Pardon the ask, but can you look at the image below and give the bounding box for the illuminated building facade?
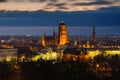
[41,31,58,47]
[61,47,87,61]
[32,48,60,61]
[41,34,46,47]
[0,49,17,62]
[58,22,68,45]
[41,22,68,47]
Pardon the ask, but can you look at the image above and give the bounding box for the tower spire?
[93,26,96,34]
[53,30,56,36]
[92,26,96,48]
[61,20,64,23]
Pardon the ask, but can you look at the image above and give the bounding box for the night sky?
[0,0,119,35]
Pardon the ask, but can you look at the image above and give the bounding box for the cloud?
[0,0,7,2]
[0,0,119,11]
[54,3,66,7]
[73,0,113,6]
[47,3,66,7]
[98,6,120,11]
[30,0,46,2]
[51,0,57,1]
[57,6,68,10]
[7,0,57,2]
[29,0,58,2]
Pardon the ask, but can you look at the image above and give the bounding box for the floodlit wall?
[0,49,17,62]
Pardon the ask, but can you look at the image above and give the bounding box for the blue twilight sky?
[0,0,120,35]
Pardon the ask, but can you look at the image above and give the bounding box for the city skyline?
[0,26,119,36]
[0,1,120,80]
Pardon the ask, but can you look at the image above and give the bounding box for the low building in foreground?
[0,49,17,62]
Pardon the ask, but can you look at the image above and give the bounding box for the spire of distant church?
[53,30,56,37]
[92,26,96,48]
[93,26,96,34]
[44,32,46,36]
